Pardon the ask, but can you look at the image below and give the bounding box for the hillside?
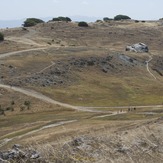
[0,20,163,162]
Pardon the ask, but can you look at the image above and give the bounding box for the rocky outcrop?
[126,43,149,53]
[0,144,45,163]
[2,54,144,87]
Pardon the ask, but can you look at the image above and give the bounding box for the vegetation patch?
[23,18,44,27]
[0,32,4,41]
[78,21,89,27]
[114,14,131,20]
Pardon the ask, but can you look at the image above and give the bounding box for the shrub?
[24,101,31,110]
[78,21,88,27]
[0,32,4,41]
[103,17,113,22]
[114,15,131,21]
[135,20,139,23]
[52,16,71,22]
[52,18,61,21]
[23,18,44,27]
[96,20,102,23]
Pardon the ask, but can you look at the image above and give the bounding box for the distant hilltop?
[0,16,101,29]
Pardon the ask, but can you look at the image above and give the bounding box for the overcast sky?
[0,0,162,20]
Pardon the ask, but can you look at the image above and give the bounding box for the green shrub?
[52,18,61,21]
[78,21,88,27]
[23,18,44,27]
[52,16,71,22]
[114,15,131,21]
[103,17,113,21]
[0,32,4,41]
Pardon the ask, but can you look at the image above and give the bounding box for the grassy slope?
[37,70,163,107]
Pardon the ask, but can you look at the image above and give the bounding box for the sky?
[0,0,163,20]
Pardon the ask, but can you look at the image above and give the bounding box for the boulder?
[126,43,149,53]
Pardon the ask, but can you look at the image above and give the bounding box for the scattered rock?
[126,43,149,53]
[0,144,41,162]
[2,54,144,87]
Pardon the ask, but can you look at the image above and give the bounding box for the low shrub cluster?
[114,14,131,20]
[103,17,113,21]
[52,16,71,22]
[0,32,4,41]
[23,18,44,27]
[78,21,89,27]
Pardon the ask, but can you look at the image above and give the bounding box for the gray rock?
[0,158,10,163]
[12,144,21,149]
[30,151,40,159]
[126,43,149,53]
[102,67,108,73]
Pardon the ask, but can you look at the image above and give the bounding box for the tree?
[114,15,131,21]
[103,17,113,22]
[0,32,4,41]
[78,21,89,27]
[52,16,71,22]
[23,18,44,27]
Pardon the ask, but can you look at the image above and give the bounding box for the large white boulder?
[126,43,149,53]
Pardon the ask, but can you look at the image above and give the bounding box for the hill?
[0,20,163,162]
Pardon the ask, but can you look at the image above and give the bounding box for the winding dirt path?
[146,54,157,80]
[0,84,103,112]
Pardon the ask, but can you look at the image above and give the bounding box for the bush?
[0,32,4,41]
[135,20,139,23]
[52,16,71,22]
[23,18,44,27]
[52,18,61,21]
[114,15,131,21]
[96,20,102,23]
[78,21,88,27]
[103,17,113,22]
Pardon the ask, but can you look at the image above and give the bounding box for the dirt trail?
[80,105,163,109]
[0,84,102,113]
[5,28,44,47]
[94,111,127,118]
[6,37,43,47]
[38,61,56,73]
[146,54,157,80]
[0,83,163,112]
[0,47,47,59]
[0,120,77,148]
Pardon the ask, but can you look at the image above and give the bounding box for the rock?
[0,158,10,163]
[102,67,108,73]
[12,144,21,149]
[30,151,40,159]
[72,138,84,146]
[126,43,149,53]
